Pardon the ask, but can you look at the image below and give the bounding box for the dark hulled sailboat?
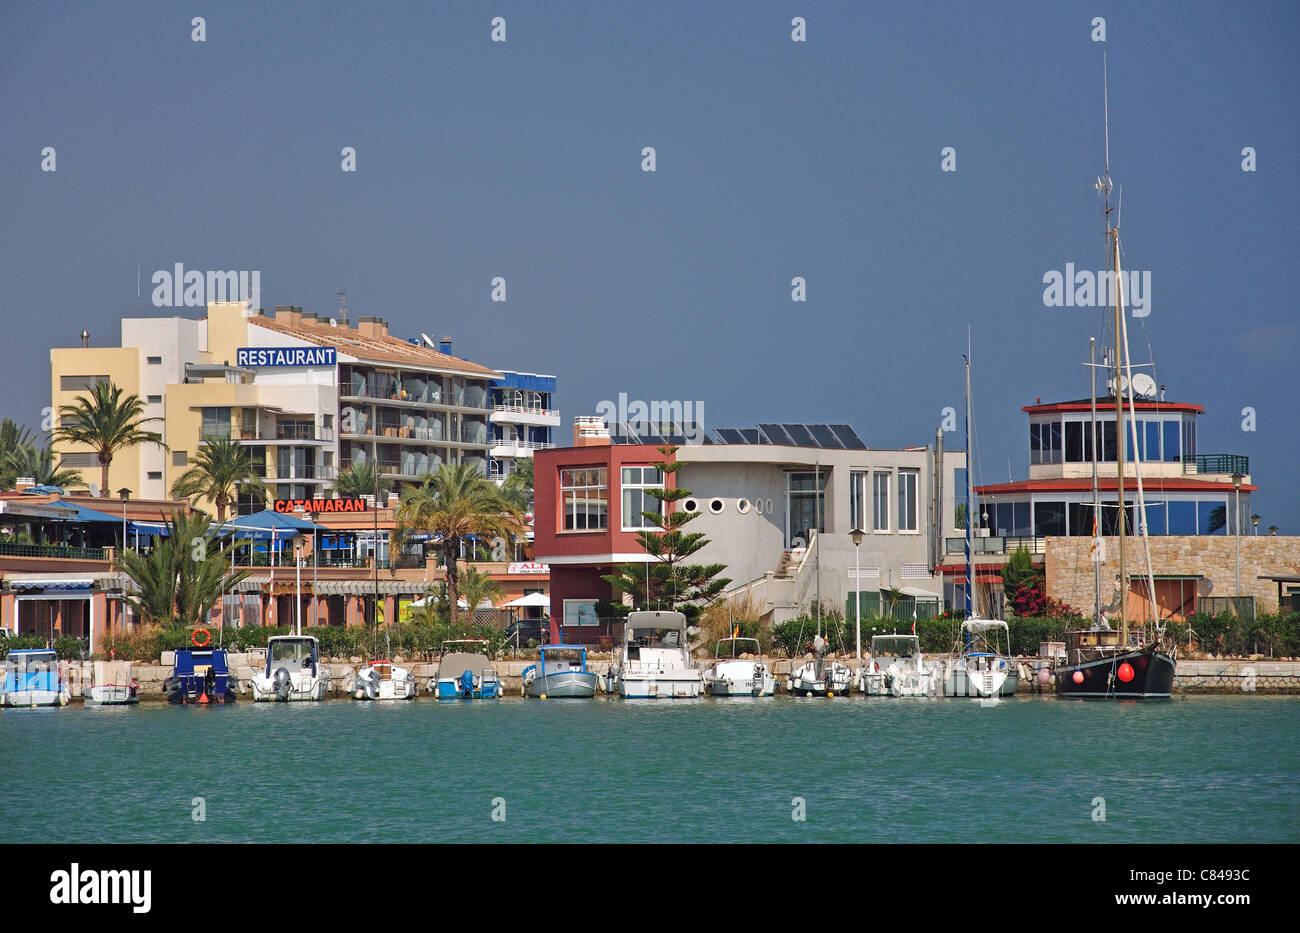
[1055,62,1176,699]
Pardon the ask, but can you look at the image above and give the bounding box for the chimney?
[300,311,318,325]
[386,492,400,509]
[439,335,452,355]
[14,476,37,491]
[573,416,610,447]
[275,305,303,326]
[357,316,389,338]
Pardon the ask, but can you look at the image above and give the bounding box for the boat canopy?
[962,619,1010,634]
[626,610,688,634]
[439,652,491,675]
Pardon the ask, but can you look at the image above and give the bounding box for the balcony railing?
[0,542,108,561]
[945,535,1046,556]
[275,424,334,442]
[1182,454,1249,477]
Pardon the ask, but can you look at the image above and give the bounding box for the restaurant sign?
[274,497,368,514]
[237,346,337,367]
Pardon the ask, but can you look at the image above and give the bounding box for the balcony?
[1182,454,1249,478]
[490,405,561,427]
[945,535,1046,556]
[490,438,555,458]
[0,542,108,561]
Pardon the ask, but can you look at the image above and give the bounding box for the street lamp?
[850,527,865,659]
[1231,473,1244,607]
[1252,514,1260,536]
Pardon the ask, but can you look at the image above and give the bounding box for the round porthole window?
[737,498,751,514]
[754,499,764,515]
[682,498,699,513]
[765,498,774,514]
[709,498,726,514]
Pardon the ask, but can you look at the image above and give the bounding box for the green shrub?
[53,635,86,660]
[0,634,48,659]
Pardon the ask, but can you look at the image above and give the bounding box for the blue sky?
[2,1,1297,527]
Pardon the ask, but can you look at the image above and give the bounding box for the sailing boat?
[1055,63,1176,698]
[943,350,1018,698]
[787,463,853,696]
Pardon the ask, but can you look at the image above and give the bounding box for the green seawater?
[2,695,1297,843]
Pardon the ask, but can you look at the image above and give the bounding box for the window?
[59,452,97,468]
[146,356,162,365]
[621,466,664,530]
[147,395,163,404]
[850,471,868,529]
[785,471,828,547]
[201,407,231,439]
[897,469,919,532]
[59,375,108,392]
[147,471,162,481]
[1033,501,1067,536]
[872,472,890,532]
[1030,421,1061,464]
[1162,420,1181,462]
[172,451,188,467]
[1168,500,1196,535]
[561,468,608,531]
[563,599,598,627]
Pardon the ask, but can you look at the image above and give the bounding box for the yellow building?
[50,302,502,517]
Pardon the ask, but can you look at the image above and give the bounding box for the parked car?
[504,618,545,647]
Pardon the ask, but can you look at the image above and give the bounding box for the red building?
[533,421,675,645]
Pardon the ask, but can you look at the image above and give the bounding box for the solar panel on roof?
[782,424,817,446]
[830,424,867,449]
[716,428,748,444]
[739,428,762,444]
[758,424,794,445]
[808,424,843,448]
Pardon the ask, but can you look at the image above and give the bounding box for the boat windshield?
[871,637,919,659]
[715,638,761,659]
[5,651,56,674]
[269,640,315,664]
[630,628,681,648]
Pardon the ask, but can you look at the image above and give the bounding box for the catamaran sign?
[237,347,337,367]
[274,497,368,514]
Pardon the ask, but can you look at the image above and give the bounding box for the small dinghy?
[702,637,775,697]
[1,649,69,707]
[787,635,853,697]
[349,659,416,701]
[522,644,598,698]
[165,647,238,704]
[858,634,937,697]
[83,660,141,705]
[249,635,329,702]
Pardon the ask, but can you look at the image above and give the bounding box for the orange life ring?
[192,628,211,647]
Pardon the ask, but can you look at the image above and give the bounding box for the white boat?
[522,644,598,698]
[609,610,702,698]
[787,635,854,697]
[943,619,1018,698]
[249,635,330,701]
[1,649,69,707]
[83,660,141,705]
[858,634,937,697]
[702,637,776,697]
[349,659,416,701]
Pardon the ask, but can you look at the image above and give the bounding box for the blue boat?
[521,644,598,698]
[431,640,502,700]
[2,649,69,707]
[164,647,238,704]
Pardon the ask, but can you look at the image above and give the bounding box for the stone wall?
[1046,535,1300,614]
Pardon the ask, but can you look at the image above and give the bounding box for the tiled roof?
[250,316,501,377]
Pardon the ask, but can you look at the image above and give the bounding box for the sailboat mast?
[1113,229,1127,642]
[963,352,973,620]
[815,459,822,637]
[1090,338,1101,627]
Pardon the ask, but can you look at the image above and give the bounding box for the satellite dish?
[421,332,437,348]
[1131,373,1157,398]
[329,318,338,327]
[88,482,101,497]
[1107,375,1128,396]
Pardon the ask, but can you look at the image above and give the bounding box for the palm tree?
[52,381,164,496]
[116,509,249,628]
[501,458,534,511]
[0,419,35,488]
[2,442,82,489]
[170,436,266,522]
[394,463,526,623]
[332,460,387,501]
[458,565,505,623]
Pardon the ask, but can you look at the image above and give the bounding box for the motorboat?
[165,646,238,704]
[249,635,330,701]
[609,611,702,698]
[349,659,416,701]
[522,644,598,698]
[858,634,937,697]
[431,640,502,699]
[1,649,69,707]
[83,660,141,705]
[787,634,853,697]
[701,637,775,697]
[943,619,1018,698]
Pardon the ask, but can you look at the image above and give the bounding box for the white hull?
[2,690,69,707]
[702,659,775,697]
[943,663,1017,698]
[250,673,328,701]
[524,670,598,698]
[860,668,938,697]
[787,660,853,696]
[618,672,702,698]
[83,685,140,705]
[349,666,416,701]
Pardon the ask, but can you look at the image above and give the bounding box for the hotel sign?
[274,498,368,514]
[237,346,337,368]
[507,562,549,574]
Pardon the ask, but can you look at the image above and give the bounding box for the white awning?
[500,592,550,608]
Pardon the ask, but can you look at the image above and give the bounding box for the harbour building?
[533,417,967,645]
[49,302,509,515]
